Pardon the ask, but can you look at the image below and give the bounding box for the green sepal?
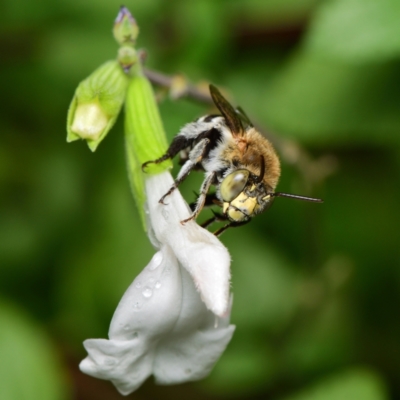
[125,67,172,229]
[67,60,129,152]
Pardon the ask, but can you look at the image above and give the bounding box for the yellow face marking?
[262,195,271,201]
[231,194,257,213]
[223,202,229,214]
[227,208,246,222]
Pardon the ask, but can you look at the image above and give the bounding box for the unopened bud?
[118,46,138,72]
[67,60,129,151]
[113,6,139,46]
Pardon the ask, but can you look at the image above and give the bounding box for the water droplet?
[161,208,169,221]
[142,287,153,298]
[149,277,155,283]
[133,332,138,338]
[155,281,161,289]
[135,281,142,289]
[133,302,142,309]
[149,252,163,270]
[123,325,130,331]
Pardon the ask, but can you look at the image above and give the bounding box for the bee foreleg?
[181,171,216,224]
[188,138,210,164]
[158,159,196,204]
[189,193,222,212]
[213,219,250,237]
[159,138,210,205]
[142,135,189,171]
[200,210,227,229]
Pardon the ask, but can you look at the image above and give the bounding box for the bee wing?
[235,106,253,128]
[209,84,244,137]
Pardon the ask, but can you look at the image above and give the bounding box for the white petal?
[80,247,182,395]
[80,338,152,395]
[153,266,235,384]
[145,172,231,316]
[108,247,181,338]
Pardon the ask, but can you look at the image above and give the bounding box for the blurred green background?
[1,0,400,399]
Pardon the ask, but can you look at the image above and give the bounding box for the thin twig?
[144,68,212,104]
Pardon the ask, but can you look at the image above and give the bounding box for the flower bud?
[118,46,138,72]
[113,6,139,46]
[67,60,129,151]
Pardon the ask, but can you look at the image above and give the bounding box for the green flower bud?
[125,67,172,229]
[113,6,139,46]
[118,46,138,72]
[67,60,129,151]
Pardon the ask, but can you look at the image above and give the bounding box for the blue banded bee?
[143,85,322,235]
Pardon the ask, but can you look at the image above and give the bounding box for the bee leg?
[160,138,210,205]
[158,159,197,204]
[142,135,189,171]
[200,210,227,229]
[181,170,216,224]
[213,220,250,237]
[189,193,222,212]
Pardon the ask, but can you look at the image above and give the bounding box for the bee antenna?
[272,192,324,203]
[255,156,265,183]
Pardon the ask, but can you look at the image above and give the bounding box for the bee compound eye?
[220,170,250,202]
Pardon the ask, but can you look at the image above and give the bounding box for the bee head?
[219,169,273,222]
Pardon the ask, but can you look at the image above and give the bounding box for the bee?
[143,85,322,235]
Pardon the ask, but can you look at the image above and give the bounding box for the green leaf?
[282,368,389,400]
[0,301,68,400]
[304,0,400,63]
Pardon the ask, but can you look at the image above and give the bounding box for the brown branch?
[143,68,212,104]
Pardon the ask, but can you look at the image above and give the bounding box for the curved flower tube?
[80,172,235,395]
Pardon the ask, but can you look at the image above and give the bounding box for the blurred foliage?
[1,0,400,399]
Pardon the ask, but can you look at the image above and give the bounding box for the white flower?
[79,171,235,395]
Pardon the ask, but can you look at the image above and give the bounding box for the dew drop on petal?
[149,252,163,271]
[155,281,161,289]
[123,325,130,331]
[135,281,142,289]
[149,277,155,283]
[133,302,142,309]
[142,287,153,298]
[133,332,138,338]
